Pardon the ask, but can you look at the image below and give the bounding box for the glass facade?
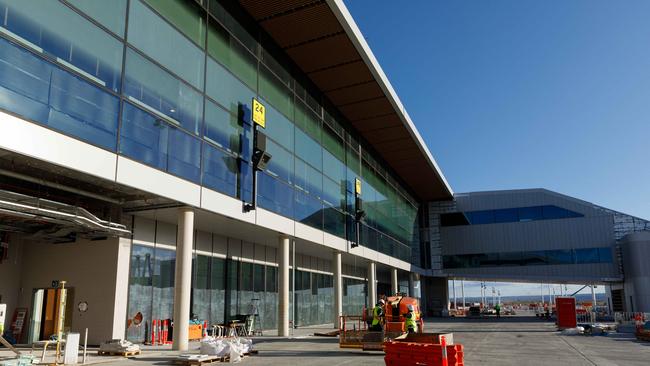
[442,247,614,269]
[440,205,584,227]
[0,0,418,261]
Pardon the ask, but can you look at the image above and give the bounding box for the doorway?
[27,287,74,344]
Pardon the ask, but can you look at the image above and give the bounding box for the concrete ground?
[2,314,649,365]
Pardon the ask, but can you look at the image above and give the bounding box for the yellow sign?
[252,98,266,128]
[355,178,362,195]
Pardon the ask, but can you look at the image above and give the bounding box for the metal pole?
[461,280,465,311]
[452,279,456,310]
[83,328,88,364]
[292,239,296,331]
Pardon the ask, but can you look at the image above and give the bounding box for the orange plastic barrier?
[384,342,464,366]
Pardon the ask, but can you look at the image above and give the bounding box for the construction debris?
[98,339,141,356]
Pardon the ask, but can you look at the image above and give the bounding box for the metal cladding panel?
[260,3,341,48]
[308,60,373,91]
[441,215,615,255]
[238,0,317,20]
[339,97,395,121]
[353,113,402,133]
[286,33,359,73]
[325,81,384,106]
[454,189,606,217]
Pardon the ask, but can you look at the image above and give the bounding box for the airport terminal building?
[0,0,648,348]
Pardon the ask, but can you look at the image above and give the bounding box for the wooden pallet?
[98,350,141,357]
[175,351,258,365]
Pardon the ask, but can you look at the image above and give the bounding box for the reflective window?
[545,250,574,265]
[294,189,323,230]
[598,247,613,263]
[207,20,257,90]
[499,251,522,266]
[468,210,494,225]
[142,0,205,47]
[294,158,322,198]
[0,0,123,91]
[0,38,119,150]
[522,251,547,265]
[66,0,127,37]
[119,102,201,183]
[295,128,322,173]
[518,206,544,221]
[264,139,293,184]
[323,206,345,238]
[128,0,204,89]
[263,104,294,150]
[202,143,238,197]
[124,48,202,135]
[259,66,293,119]
[494,208,518,223]
[204,100,242,154]
[257,173,294,218]
[575,248,599,264]
[206,58,256,116]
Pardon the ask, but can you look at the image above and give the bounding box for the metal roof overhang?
[237,0,453,201]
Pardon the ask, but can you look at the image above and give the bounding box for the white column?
[112,237,131,340]
[367,262,377,308]
[278,235,290,337]
[333,251,343,328]
[391,268,399,295]
[172,207,194,351]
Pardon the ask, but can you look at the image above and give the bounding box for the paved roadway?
[4,315,649,365]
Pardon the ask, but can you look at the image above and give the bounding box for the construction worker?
[495,303,501,318]
[404,304,418,333]
[371,299,385,331]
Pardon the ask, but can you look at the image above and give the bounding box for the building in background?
[0,0,451,346]
[419,189,650,314]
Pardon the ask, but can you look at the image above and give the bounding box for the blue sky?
[448,281,604,299]
[345,0,650,220]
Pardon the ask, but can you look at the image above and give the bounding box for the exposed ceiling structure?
[237,0,453,201]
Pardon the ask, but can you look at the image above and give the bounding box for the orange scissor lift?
[339,294,425,351]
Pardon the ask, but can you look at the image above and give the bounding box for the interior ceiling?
[237,0,452,201]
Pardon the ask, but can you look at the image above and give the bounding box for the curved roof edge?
[326,0,453,200]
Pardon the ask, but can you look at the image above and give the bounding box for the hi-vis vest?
[405,312,418,332]
[372,306,383,326]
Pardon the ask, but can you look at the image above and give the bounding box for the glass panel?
[598,247,613,263]
[264,139,293,183]
[294,189,323,229]
[202,143,238,197]
[295,128,322,173]
[265,266,278,330]
[206,58,256,116]
[167,127,201,183]
[66,0,127,37]
[259,66,293,119]
[120,102,170,171]
[575,248,599,264]
[124,48,203,135]
[257,173,294,218]
[322,175,344,210]
[152,247,175,324]
[467,210,494,225]
[0,38,119,150]
[126,245,153,342]
[323,206,345,238]
[499,251,522,266]
[207,20,257,90]
[128,0,204,89]
[0,0,123,91]
[192,255,210,323]
[142,0,205,47]
[294,158,322,198]
[522,251,547,266]
[209,257,226,325]
[518,206,543,221]
[494,208,518,223]
[263,104,294,150]
[204,99,242,154]
[546,249,574,265]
